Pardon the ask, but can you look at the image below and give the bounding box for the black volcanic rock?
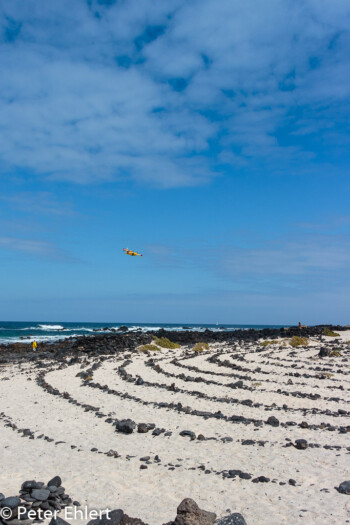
[266,416,279,427]
[48,476,62,488]
[172,498,216,525]
[115,419,136,434]
[31,488,50,501]
[179,430,196,440]
[318,347,330,358]
[21,480,43,490]
[336,481,350,495]
[137,423,155,433]
[295,439,308,450]
[216,514,247,525]
[0,496,20,508]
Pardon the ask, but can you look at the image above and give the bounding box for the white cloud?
[0,0,350,186]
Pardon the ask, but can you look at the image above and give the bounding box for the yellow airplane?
[123,248,143,257]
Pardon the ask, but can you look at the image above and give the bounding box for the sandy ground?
[1,332,350,524]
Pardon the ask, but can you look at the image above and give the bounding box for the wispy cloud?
[0,192,75,216]
[0,1,350,187]
[0,236,79,262]
[146,230,350,294]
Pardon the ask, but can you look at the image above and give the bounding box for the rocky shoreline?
[1,325,349,362]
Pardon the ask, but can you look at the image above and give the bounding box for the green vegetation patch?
[329,350,341,357]
[153,337,180,349]
[323,328,340,337]
[289,336,309,347]
[193,342,209,352]
[139,344,161,352]
[260,340,279,347]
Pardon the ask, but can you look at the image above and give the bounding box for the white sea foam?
[0,333,81,344]
[38,324,66,330]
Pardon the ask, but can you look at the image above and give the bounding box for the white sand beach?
[0,332,350,525]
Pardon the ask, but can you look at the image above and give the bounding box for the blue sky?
[1,0,350,324]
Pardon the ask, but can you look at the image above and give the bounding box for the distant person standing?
[32,340,37,352]
[298,322,302,330]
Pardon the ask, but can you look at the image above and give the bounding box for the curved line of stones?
[0,410,113,457]
[257,353,349,370]
[228,350,350,383]
[36,361,256,448]
[32,364,306,485]
[170,352,348,394]
[147,356,350,415]
[225,352,350,384]
[205,343,347,378]
[255,354,350,381]
[123,355,349,421]
[207,354,350,400]
[221,343,347,371]
[99,358,350,447]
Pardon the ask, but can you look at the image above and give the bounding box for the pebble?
[337,481,350,495]
[295,439,308,450]
[115,419,136,434]
[179,430,196,440]
[216,514,247,525]
[266,416,280,427]
[0,496,21,508]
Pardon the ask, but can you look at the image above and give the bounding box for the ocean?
[0,321,288,345]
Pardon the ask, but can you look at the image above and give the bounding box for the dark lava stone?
[337,480,350,495]
[152,428,163,436]
[47,476,62,488]
[295,439,308,450]
[115,419,136,434]
[252,476,270,483]
[216,513,247,525]
[179,430,196,440]
[1,496,20,508]
[239,473,252,480]
[21,480,43,491]
[31,489,50,501]
[318,347,330,358]
[266,416,280,427]
[137,423,150,433]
